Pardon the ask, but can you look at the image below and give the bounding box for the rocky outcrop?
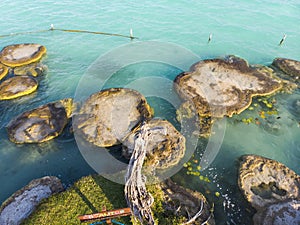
[0,176,64,225]
[253,199,300,225]
[74,88,153,147]
[174,55,282,118]
[0,43,47,67]
[13,62,47,77]
[238,154,300,224]
[122,118,185,169]
[272,58,300,86]
[0,63,8,81]
[0,76,38,100]
[7,98,73,143]
[161,179,215,225]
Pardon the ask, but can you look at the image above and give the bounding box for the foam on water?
[0,0,300,224]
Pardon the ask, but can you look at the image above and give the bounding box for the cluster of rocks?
[175,56,299,137]
[0,176,63,225]
[238,154,300,225]
[0,43,47,100]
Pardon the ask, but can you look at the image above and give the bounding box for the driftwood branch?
[124,122,156,225]
[181,200,204,225]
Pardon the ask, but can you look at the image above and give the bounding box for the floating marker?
[279,34,287,46]
[208,33,212,44]
[130,28,133,39]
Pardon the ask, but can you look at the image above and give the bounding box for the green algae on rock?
[0,64,8,81]
[0,176,63,225]
[0,76,38,100]
[74,88,153,147]
[174,55,283,118]
[7,98,73,144]
[0,43,47,67]
[122,119,185,169]
[238,154,300,210]
[272,58,300,87]
[13,62,47,77]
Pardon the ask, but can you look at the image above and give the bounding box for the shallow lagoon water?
[0,0,300,224]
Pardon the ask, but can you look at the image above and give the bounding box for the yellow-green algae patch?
[0,76,38,100]
[174,55,283,118]
[0,64,8,81]
[0,43,46,67]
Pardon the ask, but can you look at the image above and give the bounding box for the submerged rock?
[122,119,185,169]
[74,88,153,147]
[253,199,300,225]
[160,179,215,225]
[238,154,300,210]
[0,76,38,100]
[272,58,300,86]
[0,43,46,67]
[174,55,282,118]
[0,176,64,225]
[13,62,47,77]
[0,63,8,81]
[7,98,73,143]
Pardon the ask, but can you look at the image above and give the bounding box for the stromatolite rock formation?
[13,62,47,77]
[253,199,300,225]
[7,98,73,143]
[0,176,64,225]
[0,43,46,67]
[161,179,215,225]
[272,58,300,87]
[74,88,153,147]
[0,76,38,100]
[238,154,300,224]
[122,118,185,169]
[174,55,282,118]
[0,64,8,81]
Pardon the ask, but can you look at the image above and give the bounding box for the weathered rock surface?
[238,154,300,210]
[161,179,215,225]
[0,76,38,100]
[74,88,153,147]
[175,55,282,118]
[272,58,300,86]
[0,63,8,81]
[253,199,300,225]
[13,62,47,77]
[7,98,73,143]
[0,43,46,67]
[122,119,185,169]
[0,176,64,225]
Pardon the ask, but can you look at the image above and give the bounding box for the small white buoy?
[279,34,287,46]
[208,33,212,44]
[50,24,54,30]
[130,28,133,39]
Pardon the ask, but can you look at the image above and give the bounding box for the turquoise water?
[1,0,300,224]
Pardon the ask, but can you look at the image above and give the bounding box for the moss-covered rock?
[0,76,38,100]
[7,98,73,143]
[0,176,63,225]
[74,88,153,147]
[0,43,46,67]
[174,55,282,118]
[0,63,8,81]
[122,119,185,169]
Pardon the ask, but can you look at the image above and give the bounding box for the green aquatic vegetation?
[183,156,211,183]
